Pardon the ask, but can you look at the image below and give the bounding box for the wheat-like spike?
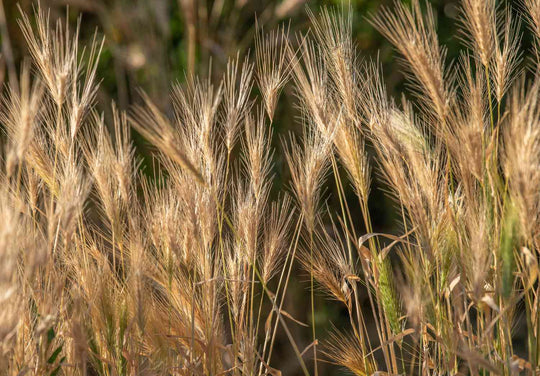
[130,92,205,184]
[370,0,450,121]
[298,222,355,305]
[261,195,294,283]
[1,61,43,175]
[460,0,496,67]
[283,125,333,232]
[18,6,78,107]
[308,7,360,125]
[491,8,523,103]
[292,36,330,137]
[68,32,104,140]
[503,80,540,243]
[222,54,254,152]
[255,21,294,121]
[524,0,540,68]
[323,329,376,376]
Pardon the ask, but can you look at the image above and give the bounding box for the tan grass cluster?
[0,1,540,375]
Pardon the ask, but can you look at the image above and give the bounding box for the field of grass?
[0,0,539,375]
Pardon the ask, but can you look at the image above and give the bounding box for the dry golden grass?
[0,1,540,375]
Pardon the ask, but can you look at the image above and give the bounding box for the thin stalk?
[309,227,318,376]
[266,213,303,365]
[214,193,309,375]
[329,154,371,362]
[249,242,257,346]
[254,264,311,376]
[330,154,354,265]
[485,64,494,132]
[50,101,63,253]
[216,151,239,374]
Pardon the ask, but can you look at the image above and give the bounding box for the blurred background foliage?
[1,0,466,374]
[1,0,463,124]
